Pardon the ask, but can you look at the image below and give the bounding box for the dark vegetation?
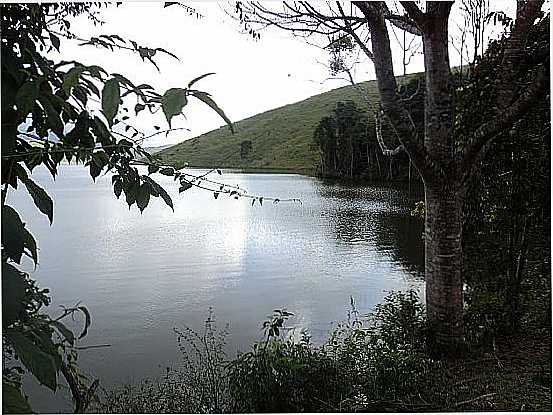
[100,292,551,413]
[312,76,423,182]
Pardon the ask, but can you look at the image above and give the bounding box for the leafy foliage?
[227,293,431,413]
[459,13,550,339]
[100,310,231,414]
[100,292,435,413]
[1,3,233,412]
[99,290,551,413]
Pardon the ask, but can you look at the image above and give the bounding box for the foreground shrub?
[100,291,437,413]
[227,292,433,412]
[100,309,230,413]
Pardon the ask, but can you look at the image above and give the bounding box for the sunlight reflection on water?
[12,165,425,412]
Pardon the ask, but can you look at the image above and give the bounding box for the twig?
[453,392,497,408]
[452,375,484,387]
[75,344,111,350]
[492,337,504,369]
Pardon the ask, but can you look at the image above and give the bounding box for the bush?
[100,309,230,413]
[228,291,432,412]
[101,291,435,413]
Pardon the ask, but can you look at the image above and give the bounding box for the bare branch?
[336,2,374,60]
[375,110,405,156]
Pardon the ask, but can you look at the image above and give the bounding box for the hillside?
[157,73,420,173]
[143,144,173,154]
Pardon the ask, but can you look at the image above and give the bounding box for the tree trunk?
[506,214,530,333]
[425,184,465,354]
[352,0,544,355]
[366,143,371,180]
[375,147,382,179]
[350,139,354,178]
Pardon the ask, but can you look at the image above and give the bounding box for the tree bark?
[351,0,543,355]
[425,184,465,353]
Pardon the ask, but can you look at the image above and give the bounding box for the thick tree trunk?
[352,0,544,355]
[425,184,465,353]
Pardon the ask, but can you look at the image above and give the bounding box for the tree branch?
[354,1,434,181]
[375,111,405,156]
[460,65,547,181]
[461,1,546,175]
[399,1,425,28]
[336,1,374,60]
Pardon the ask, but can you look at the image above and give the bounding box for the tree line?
[312,75,424,183]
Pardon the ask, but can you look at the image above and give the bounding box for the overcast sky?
[53,1,515,147]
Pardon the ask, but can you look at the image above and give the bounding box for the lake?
[11,165,425,412]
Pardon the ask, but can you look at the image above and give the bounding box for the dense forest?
[312,76,424,183]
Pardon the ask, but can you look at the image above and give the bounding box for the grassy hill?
[143,144,173,154]
[157,73,420,173]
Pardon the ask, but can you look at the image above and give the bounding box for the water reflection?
[12,166,425,412]
[315,181,425,278]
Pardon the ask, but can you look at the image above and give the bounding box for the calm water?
[11,165,424,412]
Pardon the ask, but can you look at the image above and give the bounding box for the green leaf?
[92,151,109,168]
[113,179,123,198]
[50,321,75,345]
[135,183,150,212]
[62,66,84,95]
[191,91,234,133]
[49,33,60,51]
[156,47,179,60]
[2,206,26,264]
[15,80,39,116]
[7,331,58,391]
[93,115,113,146]
[77,306,91,339]
[2,262,27,327]
[179,182,192,193]
[125,185,136,207]
[38,96,63,136]
[102,78,120,126]
[3,381,33,414]
[21,176,53,224]
[156,184,173,211]
[89,162,102,181]
[134,103,145,115]
[22,227,38,265]
[161,88,187,127]
[143,176,173,211]
[159,167,174,176]
[188,72,215,88]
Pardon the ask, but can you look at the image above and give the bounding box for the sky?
[52,1,516,148]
